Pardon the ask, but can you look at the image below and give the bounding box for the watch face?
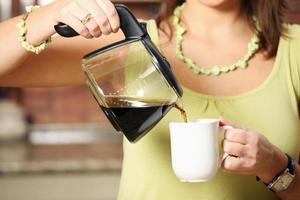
[273,174,294,192]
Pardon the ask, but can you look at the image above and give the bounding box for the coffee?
[99,96,176,142]
[175,103,188,123]
[94,95,188,142]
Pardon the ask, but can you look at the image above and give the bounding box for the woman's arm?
[0,0,123,87]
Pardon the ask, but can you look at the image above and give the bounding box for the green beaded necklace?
[173,3,261,76]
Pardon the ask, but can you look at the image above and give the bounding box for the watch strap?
[287,154,295,175]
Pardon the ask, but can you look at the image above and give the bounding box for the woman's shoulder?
[137,18,160,45]
[280,23,300,100]
[282,23,300,41]
[145,19,159,37]
[137,18,158,34]
[280,23,300,59]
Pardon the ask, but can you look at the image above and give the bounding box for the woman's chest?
[156,33,300,158]
[159,34,275,97]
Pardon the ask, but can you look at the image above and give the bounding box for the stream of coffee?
[175,103,188,123]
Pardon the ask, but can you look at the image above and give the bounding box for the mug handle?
[218,125,235,168]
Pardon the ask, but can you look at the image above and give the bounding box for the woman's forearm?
[0,3,56,76]
[0,0,122,87]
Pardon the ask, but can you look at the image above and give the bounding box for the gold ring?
[81,13,92,25]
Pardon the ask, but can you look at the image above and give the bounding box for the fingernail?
[218,117,226,126]
[81,29,91,38]
[113,27,119,33]
[86,33,93,39]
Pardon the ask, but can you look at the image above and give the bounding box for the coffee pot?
[54,4,183,142]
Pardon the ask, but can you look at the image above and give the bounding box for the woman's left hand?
[220,118,288,183]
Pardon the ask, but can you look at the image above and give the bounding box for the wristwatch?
[267,154,296,193]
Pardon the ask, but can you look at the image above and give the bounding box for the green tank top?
[118,20,300,200]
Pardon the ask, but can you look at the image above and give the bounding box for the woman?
[0,0,299,199]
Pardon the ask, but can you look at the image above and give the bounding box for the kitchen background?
[0,0,299,200]
[0,1,159,200]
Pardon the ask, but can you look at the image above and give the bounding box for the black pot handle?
[54,4,145,39]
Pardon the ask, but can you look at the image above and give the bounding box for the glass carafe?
[55,4,183,142]
[82,38,182,142]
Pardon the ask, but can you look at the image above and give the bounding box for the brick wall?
[22,87,104,123]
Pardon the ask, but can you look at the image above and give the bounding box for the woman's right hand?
[51,0,120,39]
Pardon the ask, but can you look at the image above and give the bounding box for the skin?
[0,0,299,198]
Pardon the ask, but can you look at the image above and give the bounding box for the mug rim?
[169,118,219,125]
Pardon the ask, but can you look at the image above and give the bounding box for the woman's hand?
[51,0,120,38]
[220,118,288,183]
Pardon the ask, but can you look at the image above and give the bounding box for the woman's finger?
[82,15,102,37]
[55,7,91,38]
[222,156,249,173]
[224,128,248,144]
[219,117,243,129]
[78,0,112,35]
[222,139,248,157]
[97,0,120,33]
[67,2,101,37]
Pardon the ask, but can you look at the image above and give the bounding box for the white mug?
[169,119,232,182]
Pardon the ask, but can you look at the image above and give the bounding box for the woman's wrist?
[24,3,57,46]
[256,146,288,184]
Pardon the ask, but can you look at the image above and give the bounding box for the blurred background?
[0,0,299,200]
[0,1,159,200]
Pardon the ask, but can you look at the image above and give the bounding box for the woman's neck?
[181,0,250,37]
